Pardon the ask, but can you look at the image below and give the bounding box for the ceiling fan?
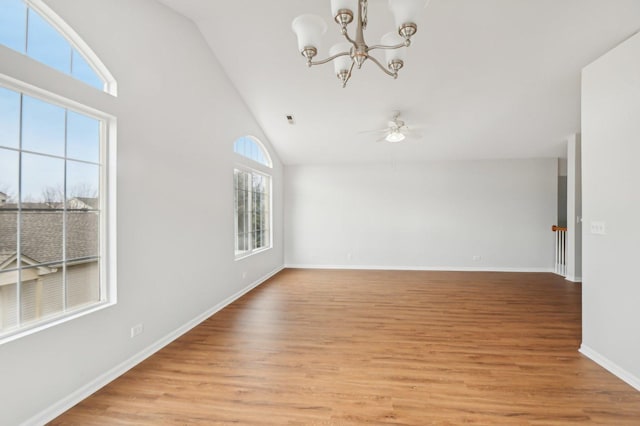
[361,112,422,143]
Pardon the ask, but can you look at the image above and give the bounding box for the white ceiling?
[157,0,640,165]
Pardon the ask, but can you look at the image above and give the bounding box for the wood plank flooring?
[50,269,640,425]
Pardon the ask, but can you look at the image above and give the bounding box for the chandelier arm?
[341,30,359,48]
[368,55,397,78]
[308,51,352,66]
[368,42,409,52]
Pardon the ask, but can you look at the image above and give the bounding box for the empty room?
[1,0,640,424]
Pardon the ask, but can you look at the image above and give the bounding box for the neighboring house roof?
[70,197,99,210]
[0,250,14,268]
[0,251,57,275]
[0,204,98,269]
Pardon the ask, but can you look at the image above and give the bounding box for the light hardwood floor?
[50,269,640,425]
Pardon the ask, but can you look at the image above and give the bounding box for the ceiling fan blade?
[358,128,389,135]
[375,135,389,142]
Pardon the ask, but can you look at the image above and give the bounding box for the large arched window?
[0,0,116,94]
[233,136,272,258]
[0,0,116,344]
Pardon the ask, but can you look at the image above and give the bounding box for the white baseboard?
[565,275,582,282]
[24,265,285,426]
[579,344,640,392]
[284,264,554,273]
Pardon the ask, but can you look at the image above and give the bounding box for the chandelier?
[292,0,428,88]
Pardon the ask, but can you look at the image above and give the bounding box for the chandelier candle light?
[292,0,428,88]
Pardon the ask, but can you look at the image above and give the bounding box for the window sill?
[234,246,272,261]
[0,299,116,346]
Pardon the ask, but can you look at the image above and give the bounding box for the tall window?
[0,1,115,343]
[234,136,272,258]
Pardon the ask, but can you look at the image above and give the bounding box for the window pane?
[252,173,259,192]
[233,136,270,167]
[71,49,104,90]
[21,211,63,265]
[21,154,64,265]
[0,0,27,53]
[236,190,245,233]
[264,229,270,248]
[20,267,63,324]
[26,9,72,74]
[237,170,245,190]
[250,141,257,162]
[0,276,18,331]
[22,96,65,156]
[0,88,21,149]
[21,153,64,205]
[0,210,17,269]
[0,148,19,208]
[67,161,99,208]
[66,211,99,260]
[0,149,18,271]
[38,269,64,317]
[66,161,99,261]
[242,232,249,252]
[66,259,99,309]
[67,111,100,163]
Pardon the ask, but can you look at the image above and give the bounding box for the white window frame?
[0,2,116,346]
[234,139,273,260]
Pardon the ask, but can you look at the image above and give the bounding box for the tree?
[41,185,64,208]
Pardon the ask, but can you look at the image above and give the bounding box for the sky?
[0,0,103,204]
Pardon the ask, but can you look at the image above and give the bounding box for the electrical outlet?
[130,323,144,338]
[472,255,482,261]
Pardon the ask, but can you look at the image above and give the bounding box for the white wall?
[0,1,284,424]
[285,159,557,271]
[581,32,640,390]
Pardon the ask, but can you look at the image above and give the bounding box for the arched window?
[233,135,272,168]
[0,0,116,94]
[233,136,272,258]
[0,0,116,343]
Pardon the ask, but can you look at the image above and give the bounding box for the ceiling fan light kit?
[385,113,408,142]
[385,131,406,143]
[292,0,428,88]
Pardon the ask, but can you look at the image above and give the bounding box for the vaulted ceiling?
[157,0,640,165]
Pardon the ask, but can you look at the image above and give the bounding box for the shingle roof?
[0,205,98,267]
